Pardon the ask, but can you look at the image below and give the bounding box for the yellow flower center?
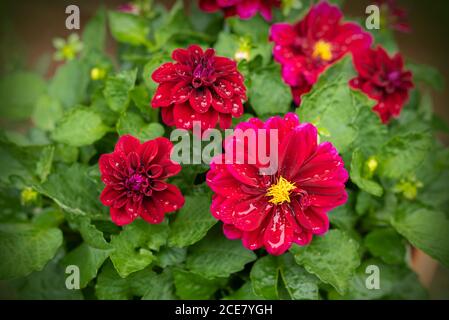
[62,45,76,60]
[90,67,106,81]
[366,157,378,173]
[266,176,297,205]
[312,40,332,61]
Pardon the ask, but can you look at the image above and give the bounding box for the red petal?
[263,206,294,255]
[152,62,177,83]
[292,200,329,235]
[219,113,232,129]
[279,123,318,180]
[100,186,122,207]
[173,103,218,130]
[213,79,234,99]
[223,224,242,240]
[269,23,296,46]
[138,140,158,167]
[152,83,175,108]
[161,106,175,126]
[233,197,272,232]
[171,82,192,104]
[189,88,212,113]
[155,184,185,212]
[110,206,136,226]
[114,135,140,155]
[140,198,165,224]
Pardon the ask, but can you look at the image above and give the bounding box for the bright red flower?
[350,46,413,123]
[99,135,185,226]
[151,45,247,131]
[269,1,372,105]
[199,0,281,21]
[206,113,348,255]
[376,0,411,33]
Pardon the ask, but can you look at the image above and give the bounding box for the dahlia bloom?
[206,113,348,255]
[269,1,372,104]
[350,46,413,123]
[151,45,247,131]
[376,0,411,33]
[99,135,184,226]
[199,0,281,21]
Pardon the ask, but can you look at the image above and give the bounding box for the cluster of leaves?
[0,0,448,300]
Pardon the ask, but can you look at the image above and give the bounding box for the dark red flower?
[151,45,247,131]
[206,113,348,255]
[199,0,281,21]
[99,135,185,226]
[350,46,413,123]
[376,0,411,33]
[269,1,372,105]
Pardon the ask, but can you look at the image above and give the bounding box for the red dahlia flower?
[350,46,413,123]
[199,0,281,21]
[269,1,372,105]
[99,135,185,226]
[151,45,247,131]
[206,113,348,255]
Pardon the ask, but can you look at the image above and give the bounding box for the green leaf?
[32,94,64,131]
[172,268,226,300]
[249,65,291,116]
[156,246,187,268]
[377,130,432,179]
[351,92,388,156]
[250,255,279,299]
[278,253,320,300]
[116,112,164,141]
[0,137,45,185]
[96,262,160,299]
[110,220,169,277]
[227,15,269,42]
[62,243,112,288]
[108,11,150,46]
[143,53,171,92]
[290,229,360,294]
[185,229,256,279]
[0,71,46,120]
[154,1,193,48]
[35,163,106,219]
[391,204,449,269]
[408,62,444,91]
[82,9,106,52]
[48,60,89,109]
[52,107,109,147]
[168,195,217,247]
[363,228,406,265]
[7,254,83,299]
[298,57,358,153]
[103,69,137,113]
[65,213,111,250]
[35,145,54,183]
[142,269,177,300]
[328,191,358,231]
[223,282,264,300]
[350,149,383,197]
[0,223,62,279]
[329,260,426,300]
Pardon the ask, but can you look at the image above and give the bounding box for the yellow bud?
[394,177,423,200]
[366,157,378,173]
[21,187,38,205]
[90,67,106,80]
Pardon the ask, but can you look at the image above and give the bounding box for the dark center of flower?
[192,57,215,88]
[126,173,146,192]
